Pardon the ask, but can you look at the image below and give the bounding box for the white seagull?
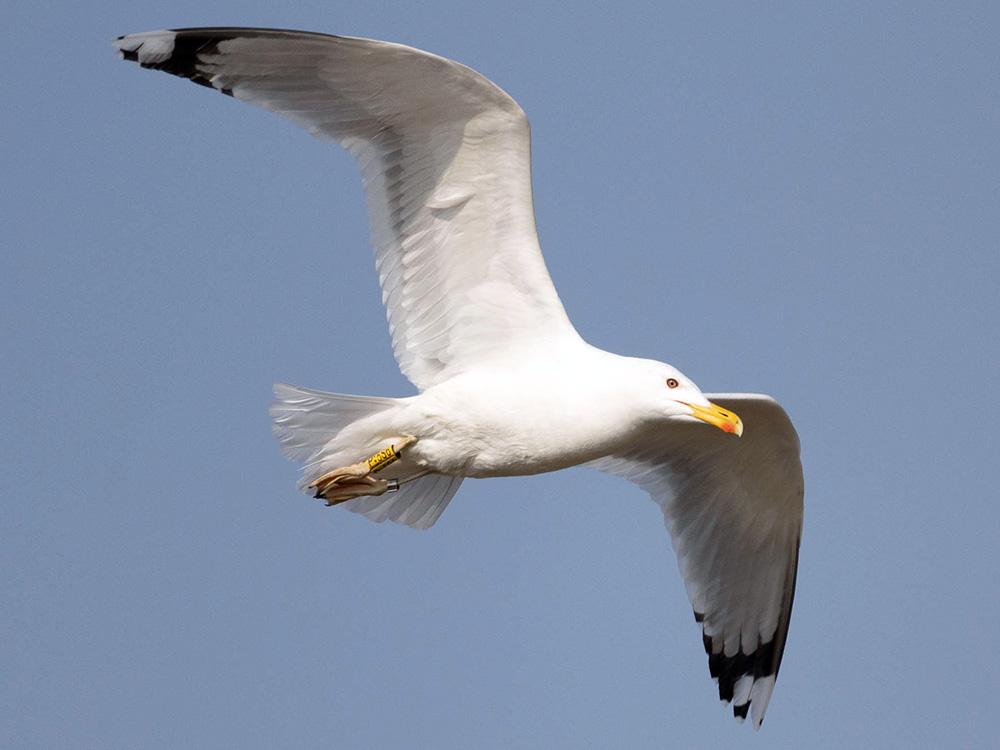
[114,28,803,729]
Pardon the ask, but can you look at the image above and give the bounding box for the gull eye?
[666,378,680,389]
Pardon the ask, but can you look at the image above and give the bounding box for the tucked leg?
[309,437,416,505]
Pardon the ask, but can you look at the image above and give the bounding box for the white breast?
[393,347,650,477]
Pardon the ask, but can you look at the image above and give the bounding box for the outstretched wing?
[114,28,580,390]
[590,394,803,729]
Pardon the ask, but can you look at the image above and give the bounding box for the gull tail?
[269,383,462,530]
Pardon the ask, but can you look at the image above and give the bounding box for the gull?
[113,28,804,728]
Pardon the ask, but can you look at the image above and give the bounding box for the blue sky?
[3,2,998,747]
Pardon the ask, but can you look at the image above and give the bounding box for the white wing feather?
[590,394,803,729]
[114,28,579,390]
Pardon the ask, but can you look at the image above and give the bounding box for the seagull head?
[652,364,744,437]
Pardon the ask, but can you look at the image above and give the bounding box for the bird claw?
[309,462,370,495]
[317,476,390,505]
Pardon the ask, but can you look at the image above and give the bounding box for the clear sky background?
[3,2,998,748]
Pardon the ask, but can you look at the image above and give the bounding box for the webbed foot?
[309,437,415,505]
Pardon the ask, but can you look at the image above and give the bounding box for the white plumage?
[114,28,804,729]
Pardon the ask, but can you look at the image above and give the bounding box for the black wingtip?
[701,627,782,721]
[128,30,240,92]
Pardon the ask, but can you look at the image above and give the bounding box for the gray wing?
[114,28,580,391]
[590,394,803,728]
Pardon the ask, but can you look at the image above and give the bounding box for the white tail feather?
[271,382,397,462]
[270,383,462,529]
[342,473,463,530]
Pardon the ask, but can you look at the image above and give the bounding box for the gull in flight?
[114,28,803,728]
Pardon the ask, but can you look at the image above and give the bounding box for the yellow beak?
[682,401,744,436]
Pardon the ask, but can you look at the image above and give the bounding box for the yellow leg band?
[366,444,400,473]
